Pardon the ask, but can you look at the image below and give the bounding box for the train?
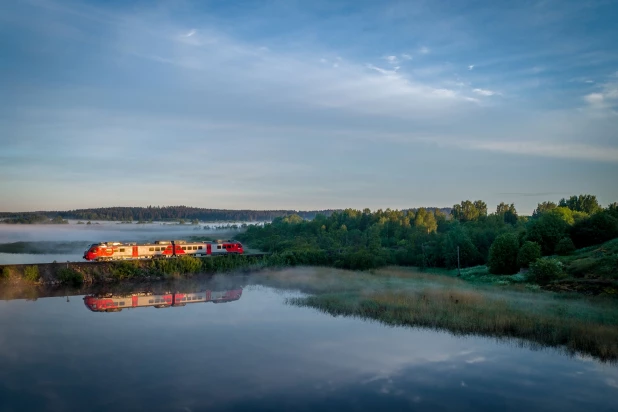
[83,288,243,312]
[83,239,244,261]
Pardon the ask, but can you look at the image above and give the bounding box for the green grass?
[23,266,40,283]
[250,266,618,362]
[558,238,618,280]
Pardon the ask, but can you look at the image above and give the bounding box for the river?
[1,271,617,412]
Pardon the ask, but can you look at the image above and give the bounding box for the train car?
[83,239,243,261]
[83,288,243,312]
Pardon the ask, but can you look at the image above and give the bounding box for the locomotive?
[83,288,243,312]
[83,239,243,261]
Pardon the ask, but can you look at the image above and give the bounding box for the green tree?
[570,212,618,248]
[525,213,569,255]
[533,201,557,217]
[496,202,518,225]
[487,233,520,274]
[517,241,541,268]
[559,194,601,215]
[443,227,480,268]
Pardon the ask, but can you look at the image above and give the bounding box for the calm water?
[1,273,617,412]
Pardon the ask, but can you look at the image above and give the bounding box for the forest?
[0,206,338,223]
[0,206,451,223]
[237,195,618,278]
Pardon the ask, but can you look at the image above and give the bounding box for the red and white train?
[83,288,243,312]
[83,239,243,261]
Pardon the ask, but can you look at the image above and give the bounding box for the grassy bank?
[249,266,618,362]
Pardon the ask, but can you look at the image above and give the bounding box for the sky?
[1,0,617,214]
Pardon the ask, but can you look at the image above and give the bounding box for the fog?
[0,221,262,264]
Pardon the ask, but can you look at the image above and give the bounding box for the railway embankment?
[0,254,270,287]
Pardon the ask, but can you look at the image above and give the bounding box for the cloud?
[584,93,604,106]
[582,75,618,114]
[383,55,399,65]
[184,29,196,37]
[468,65,474,70]
[461,140,618,162]
[472,88,497,96]
[401,53,412,60]
[419,46,430,54]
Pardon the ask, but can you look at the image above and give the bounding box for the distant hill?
[0,206,452,223]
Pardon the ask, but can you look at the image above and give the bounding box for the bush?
[57,268,84,286]
[110,261,142,280]
[554,237,576,255]
[529,258,565,284]
[23,266,40,282]
[1,267,10,280]
[517,241,541,268]
[488,233,520,274]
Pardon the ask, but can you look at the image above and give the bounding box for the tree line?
[237,195,618,273]
[0,206,451,224]
[0,206,339,223]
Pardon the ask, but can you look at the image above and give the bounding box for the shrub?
[1,267,10,280]
[529,258,565,284]
[23,266,40,282]
[488,233,520,274]
[57,268,84,286]
[110,261,142,280]
[517,241,541,268]
[554,237,576,255]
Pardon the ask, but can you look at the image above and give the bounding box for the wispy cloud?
[419,46,430,54]
[383,55,399,65]
[472,88,498,96]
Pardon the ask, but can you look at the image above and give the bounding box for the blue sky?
[1,0,617,214]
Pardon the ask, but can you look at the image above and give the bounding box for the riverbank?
[254,266,618,362]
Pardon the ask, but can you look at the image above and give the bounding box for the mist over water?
[0,221,253,264]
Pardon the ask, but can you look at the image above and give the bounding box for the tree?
[533,201,557,218]
[559,194,601,214]
[488,233,520,274]
[606,202,618,219]
[525,213,569,255]
[570,212,618,248]
[496,202,518,225]
[451,200,482,222]
[442,227,480,269]
[517,241,541,268]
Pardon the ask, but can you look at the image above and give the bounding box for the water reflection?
[83,288,243,312]
[1,270,617,412]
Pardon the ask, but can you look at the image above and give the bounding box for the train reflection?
[83,288,243,312]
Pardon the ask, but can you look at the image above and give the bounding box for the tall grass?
[259,266,618,362]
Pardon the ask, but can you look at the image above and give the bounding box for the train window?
[198,246,203,249]
[119,248,125,252]
[113,302,118,307]
[217,245,222,250]
[119,302,125,306]
[155,247,160,251]
[182,297,187,301]
[149,300,154,303]
[149,247,154,251]
[182,246,186,250]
